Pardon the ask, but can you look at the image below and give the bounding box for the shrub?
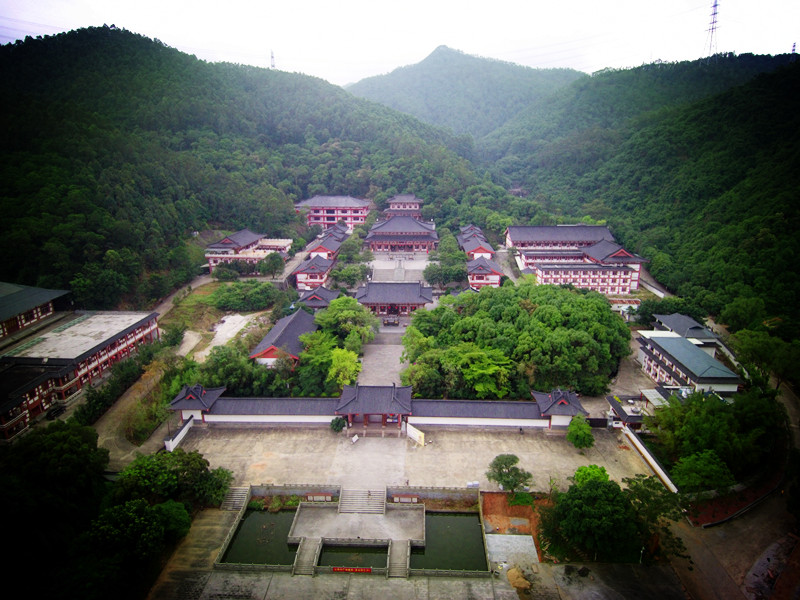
[509,491,535,506]
[247,499,265,511]
[330,416,347,433]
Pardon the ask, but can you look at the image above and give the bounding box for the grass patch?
[508,491,536,506]
[158,282,225,332]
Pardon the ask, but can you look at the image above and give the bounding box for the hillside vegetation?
[487,58,800,334]
[348,45,584,139]
[0,27,477,308]
[2,28,799,335]
[351,51,800,334]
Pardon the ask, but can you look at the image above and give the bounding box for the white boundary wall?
[204,414,332,424]
[621,425,678,493]
[409,416,550,428]
[165,416,195,452]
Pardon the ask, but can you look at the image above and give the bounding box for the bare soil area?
[193,313,259,362]
[482,492,547,562]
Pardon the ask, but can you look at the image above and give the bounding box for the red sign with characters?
[332,567,372,573]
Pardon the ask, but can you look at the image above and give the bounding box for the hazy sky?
[1,1,797,86]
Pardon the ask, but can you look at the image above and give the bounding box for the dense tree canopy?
[644,387,787,483]
[402,282,630,397]
[0,27,478,309]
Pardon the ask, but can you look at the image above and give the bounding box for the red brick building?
[364,216,438,253]
[295,196,371,231]
[0,310,159,441]
[384,194,424,220]
[506,225,646,294]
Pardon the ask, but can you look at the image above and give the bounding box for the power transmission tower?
[705,0,719,58]
[270,50,275,69]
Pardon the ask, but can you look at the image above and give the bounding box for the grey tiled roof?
[583,240,646,263]
[355,282,433,305]
[207,229,263,250]
[250,309,317,359]
[210,397,339,415]
[298,286,340,309]
[292,255,333,275]
[0,282,69,322]
[295,195,371,208]
[170,384,227,411]
[644,336,739,382]
[653,313,716,340]
[412,399,542,419]
[308,236,342,254]
[506,225,615,244]
[532,389,588,417]
[467,257,504,275]
[366,216,437,236]
[337,384,413,414]
[461,237,494,254]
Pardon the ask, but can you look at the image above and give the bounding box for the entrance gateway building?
[168,384,588,433]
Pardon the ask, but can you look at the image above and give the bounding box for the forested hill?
[0,27,477,308]
[582,61,800,334]
[481,53,798,168]
[347,45,584,138]
[490,57,800,335]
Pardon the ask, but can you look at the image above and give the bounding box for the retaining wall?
[622,425,678,493]
[164,415,194,451]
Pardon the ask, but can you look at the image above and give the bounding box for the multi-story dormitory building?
[204,229,292,273]
[294,195,372,231]
[505,225,646,295]
[0,283,159,441]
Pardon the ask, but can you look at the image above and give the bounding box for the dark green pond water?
[221,510,487,571]
[221,510,297,565]
[318,545,388,568]
[410,513,487,571]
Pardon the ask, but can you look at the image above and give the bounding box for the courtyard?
[177,425,650,491]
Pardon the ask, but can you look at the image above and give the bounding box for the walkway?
[357,330,406,386]
[290,504,423,542]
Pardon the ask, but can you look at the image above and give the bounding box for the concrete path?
[357,330,406,386]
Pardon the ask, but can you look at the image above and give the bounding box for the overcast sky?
[1,1,797,86]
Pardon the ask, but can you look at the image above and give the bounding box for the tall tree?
[566,414,594,450]
[486,454,532,493]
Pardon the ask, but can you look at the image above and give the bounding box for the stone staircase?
[338,488,386,514]
[387,539,410,578]
[220,486,249,511]
[293,537,322,576]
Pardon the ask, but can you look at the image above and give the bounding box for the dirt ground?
[193,312,259,362]
[482,492,545,562]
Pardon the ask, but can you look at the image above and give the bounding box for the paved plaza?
[178,425,651,491]
[289,504,425,542]
[370,255,429,283]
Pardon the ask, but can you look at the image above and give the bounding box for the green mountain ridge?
[349,47,800,332]
[2,27,799,334]
[347,45,584,138]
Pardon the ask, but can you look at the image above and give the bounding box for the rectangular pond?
[221,510,297,565]
[410,513,487,572]
[221,510,487,572]
[318,546,389,569]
